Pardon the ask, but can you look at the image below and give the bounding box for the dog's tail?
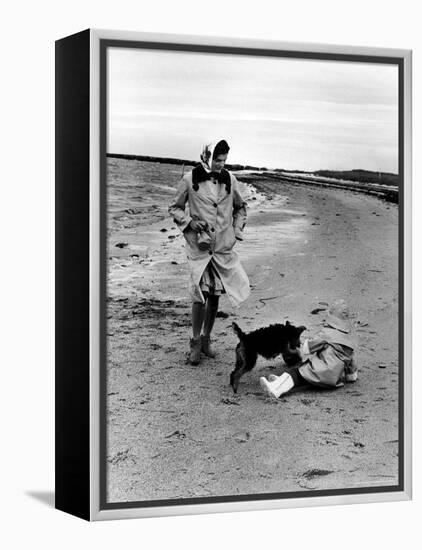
[232,322,245,340]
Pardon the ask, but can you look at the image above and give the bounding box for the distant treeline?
[107,154,398,187]
[108,153,196,167]
[313,169,399,187]
[106,153,267,172]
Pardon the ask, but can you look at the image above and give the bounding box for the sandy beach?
[106,158,399,503]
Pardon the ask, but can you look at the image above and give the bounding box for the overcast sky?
[107,47,398,173]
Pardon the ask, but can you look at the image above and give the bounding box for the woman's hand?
[189,219,207,232]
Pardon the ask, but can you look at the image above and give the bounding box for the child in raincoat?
[259,299,358,398]
[168,139,250,365]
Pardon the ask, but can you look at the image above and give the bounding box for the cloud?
[108,48,398,172]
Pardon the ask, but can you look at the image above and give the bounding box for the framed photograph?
[55,29,412,521]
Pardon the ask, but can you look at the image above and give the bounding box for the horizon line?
[106,152,399,177]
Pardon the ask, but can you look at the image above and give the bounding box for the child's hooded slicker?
[299,299,358,387]
[168,142,250,306]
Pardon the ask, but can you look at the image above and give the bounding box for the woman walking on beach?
[169,140,250,365]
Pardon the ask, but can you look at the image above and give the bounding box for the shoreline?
[107,153,399,202]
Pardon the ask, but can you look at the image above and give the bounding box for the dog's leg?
[230,344,257,393]
[230,346,244,393]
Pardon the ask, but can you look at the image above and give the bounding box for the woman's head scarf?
[200,140,230,170]
[193,139,231,193]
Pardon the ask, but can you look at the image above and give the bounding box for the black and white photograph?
[103,42,403,506]
[4,0,422,542]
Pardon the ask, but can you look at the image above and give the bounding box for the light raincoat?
[168,154,250,306]
[299,326,358,388]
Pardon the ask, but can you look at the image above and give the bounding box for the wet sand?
[106,160,399,503]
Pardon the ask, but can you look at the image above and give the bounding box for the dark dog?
[230,321,306,393]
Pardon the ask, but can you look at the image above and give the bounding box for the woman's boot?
[189,337,202,365]
[201,335,216,358]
